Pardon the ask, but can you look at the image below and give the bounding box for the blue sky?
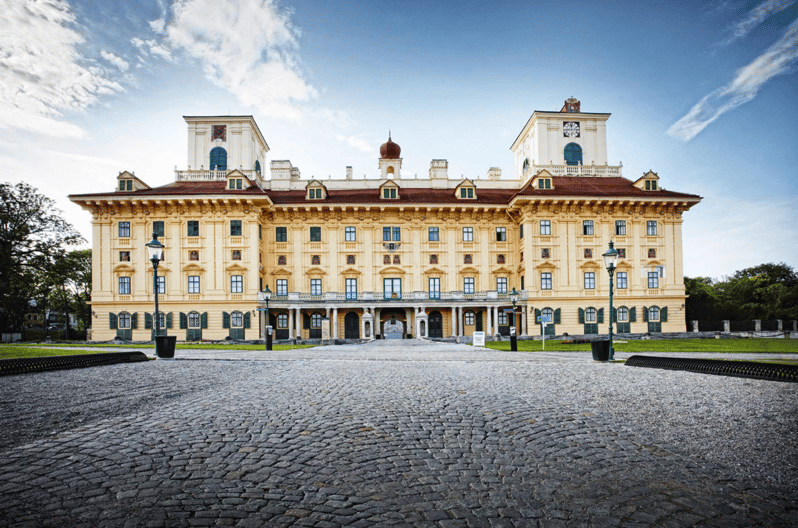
[2,0,797,279]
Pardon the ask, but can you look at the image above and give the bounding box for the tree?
[0,182,85,333]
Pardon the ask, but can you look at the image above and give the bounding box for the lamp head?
[510,287,518,303]
[602,241,619,271]
[145,233,164,262]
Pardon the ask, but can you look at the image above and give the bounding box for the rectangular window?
[617,307,628,322]
[310,279,322,296]
[231,275,243,293]
[277,314,288,328]
[153,221,164,237]
[496,227,507,242]
[118,276,131,294]
[584,272,596,289]
[383,188,397,199]
[118,222,130,238]
[346,278,357,300]
[497,312,508,326]
[383,226,401,241]
[497,277,507,293]
[157,275,165,294]
[520,224,524,239]
[586,308,597,323]
[615,220,626,236]
[463,227,473,242]
[230,220,242,237]
[428,227,439,242]
[540,272,552,290]
[616,272,628,289]
[648,272,659,289]
[384,278,402,299]
[118,312,130,328]
[188,275,200,293]
[187,221,199,237]
[345,226,356,241]
[540,220,551,236]
[276,279,287,296]
[310,227,321,242]
[464,277,475,294]
[392,226,400,241]
[429,278,440,299]
[276,227,287,242]
[582,220,594,236]
[647,221,658,236]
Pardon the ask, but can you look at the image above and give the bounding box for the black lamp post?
[146,233,171,357]
[602,241,620,360]
[258,285,272,350]
[510,287,519,351]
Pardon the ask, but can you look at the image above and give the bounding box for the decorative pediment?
[378,266,406,275]
[423,266,445,275]
[305,179,328,200]
[340,267,361,276]
[116,171,150,192]
[305,266,326,276]
[491,266,513,275]
[113,263,135,273]
[225,263,248,272]
[646,259,663,267]
[455,178,477,200]
[579,260,601,270]
[379,179,400,200]
[535,261,556,271]
[459,266,479,275]
[147,263,170,273]
[226,170,253,191]
[270,267,292,276]
[181,263,204,272]
[531,171,554,191]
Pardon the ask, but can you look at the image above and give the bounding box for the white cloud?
[0,0,124,138]
[101,50,130,72]
[132,37,173,60]
[722,0,795,45]
[668,17,798,141]
[336,134,373,153]
[163,0,317,120]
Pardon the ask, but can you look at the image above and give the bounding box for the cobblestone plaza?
[1,341,796,527]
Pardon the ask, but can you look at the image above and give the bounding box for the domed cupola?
[380,133,401,159]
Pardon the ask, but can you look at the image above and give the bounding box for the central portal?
[383,316,404,339]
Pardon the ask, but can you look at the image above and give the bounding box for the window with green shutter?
[222,311,230,329]
[109,313,117,329]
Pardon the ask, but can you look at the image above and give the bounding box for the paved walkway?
[1,340,796,527]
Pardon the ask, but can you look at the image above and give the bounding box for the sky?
[2,0,797,280]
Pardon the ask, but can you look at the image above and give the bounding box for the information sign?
[473,331,485,347]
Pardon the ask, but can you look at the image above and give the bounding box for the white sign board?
[473,331,485,347]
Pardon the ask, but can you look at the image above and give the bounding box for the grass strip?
[484,338,798,354]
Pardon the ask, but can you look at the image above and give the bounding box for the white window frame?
[463,227,474,242]
[495,227,507,242]
[463,277,475,294]
[582,220,594,236]
[615,220,626,236]
[231,311,244,328]
[497,277,508,293]
[156,275,165,294]
[188,275,200,294]
[616,272,628,289]
[585,307,597,323]
[541,272,552,290]
[345,226,356,242]
[617,307,628,322]
[231,275,243,293]
[118,276,131,294]
[540,220,551,235]
[118,312,131,329]
[310,279,322,296]
[647,221,658,236]
[276,279,288,296]
[648,272,659,289]
[346,278,357,300]
[429,277,440,299]
[464,311,475,326]
[584,272,596,289]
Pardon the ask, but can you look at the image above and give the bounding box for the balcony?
[530,163,622,178]
[261,290,529,306]
[175,168,263,185]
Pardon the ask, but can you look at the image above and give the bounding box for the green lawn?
[0,343,316,359]
[484,338,798,354]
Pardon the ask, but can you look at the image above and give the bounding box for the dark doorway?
[476,311,483,332]
[429,311,443,338]
[344,312,359,339]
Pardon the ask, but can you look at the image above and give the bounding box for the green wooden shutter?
[131,312,138,330]
[180,312,187,329]
[611,307,617,323]
[629,307,636,322]
[598,308,604,324]
[243,312,251,329]
[578,308,585,324]
[201,312,208,329]
[554,308,561,324]
[535,308,541,323]
[661,307,668,322]
[166,312,173,329]
[145,312,152,329]
[109,313,117,330]
[642,306,649,322]
[222,312,230,329]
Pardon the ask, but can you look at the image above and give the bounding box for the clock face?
[563,121,580,138]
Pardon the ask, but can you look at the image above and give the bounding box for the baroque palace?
[70,98,701,342]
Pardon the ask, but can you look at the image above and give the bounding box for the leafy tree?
[0,182,85,333]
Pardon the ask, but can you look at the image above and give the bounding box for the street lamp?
[510,287,519,351]
[257,285,272,350]
[602,241,620,360]
[146,233,172,357]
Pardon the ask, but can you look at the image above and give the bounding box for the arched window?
[522,158,530,174]
[210,147,227,171]
[542,307,553,321]
[649,306,660,321]
[231,311,243,328]
[255,160,261,174]
[564,143,582,166]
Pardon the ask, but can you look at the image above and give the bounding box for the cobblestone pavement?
[1,341,796,527]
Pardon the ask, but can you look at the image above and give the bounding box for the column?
[451,307,457,337]
[361,307,368,338]
[375,307,381,337]
[521,309,528,337]
[295,308,301,339]
[260,308,266,341]
[486,306,493,336]
[458,306,464,337]
[493,306,499,336]
[405,307,412,338]
[332,308,338,339]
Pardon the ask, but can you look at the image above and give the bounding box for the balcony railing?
[175,169,263,185]
[530,163,622,178]
[262,290,529,305]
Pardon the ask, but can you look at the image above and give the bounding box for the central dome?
[379,133,401,159]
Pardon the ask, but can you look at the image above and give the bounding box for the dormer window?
[455,179,477,200]
[119,179,133,191]
[645,180,658,190]
[383,188,397,199]
[460,187,474,199]
[538,178,552,190]
[308,187,324,199]
[634,171,660,191]
[228,178,244,190]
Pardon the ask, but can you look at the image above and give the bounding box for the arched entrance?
[429,311,443,338]
[344,312,359,339]
[380,308,406,339]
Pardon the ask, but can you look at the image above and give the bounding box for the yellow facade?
[70,100,701,342]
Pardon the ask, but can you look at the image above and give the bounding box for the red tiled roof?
[70,177,701,204]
